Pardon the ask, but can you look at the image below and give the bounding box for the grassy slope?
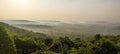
[0,22,47,38]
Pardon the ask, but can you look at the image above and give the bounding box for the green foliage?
[91,40,118,54]
[70,47,91,54]
[74,40,88,49]
[70,48,78,54]
[116,43,120,54]
[32,50,56,54]
[14,38,41,54]
[44,37,53,46]
[0,25,16,54]
[90,34,102,44]
[50,37,74,54]
[1,22,120,54]
[0,22,47,38]
[94,34,101,40]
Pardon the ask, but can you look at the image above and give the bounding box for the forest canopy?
[0,22,120,54]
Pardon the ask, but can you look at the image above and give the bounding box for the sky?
[0,0,120,22]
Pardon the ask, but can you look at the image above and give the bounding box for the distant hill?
[14,24,53,29]
[0,22,47,38]
[0,20,36,24]
[1,20,120,39]
[1,20,35,22]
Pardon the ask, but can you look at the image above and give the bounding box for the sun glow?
[15,0,29,5]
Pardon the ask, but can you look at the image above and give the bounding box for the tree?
[91,34,102,44]
[14,38,41,54]
[91,41,118,54]
[44,37,53,46]
[50,37,74,54]
[94,34,101,41]
[0,25,16,54]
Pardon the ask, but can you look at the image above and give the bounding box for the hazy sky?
[0,0,120,22]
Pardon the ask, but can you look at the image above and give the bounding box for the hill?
[1,20,120,39]
[0,22,47,38]
[0,24,16,54]
[0,22,120,54]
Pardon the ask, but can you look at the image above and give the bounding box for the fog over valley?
[0,20,120,38]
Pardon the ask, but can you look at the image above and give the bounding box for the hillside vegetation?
[0,22,120,54]
[0,22,47,38]
[3,20,120,39]
[0,25,16,54]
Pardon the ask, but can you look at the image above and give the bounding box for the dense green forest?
[0,22,120,54]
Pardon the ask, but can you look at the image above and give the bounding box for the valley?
[1,20,120,38]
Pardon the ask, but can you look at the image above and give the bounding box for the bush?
[44,37,53,46]
[50,37,74,54]
[32,50,56,54]
[14,38,41,54]
[91,40,118,54]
